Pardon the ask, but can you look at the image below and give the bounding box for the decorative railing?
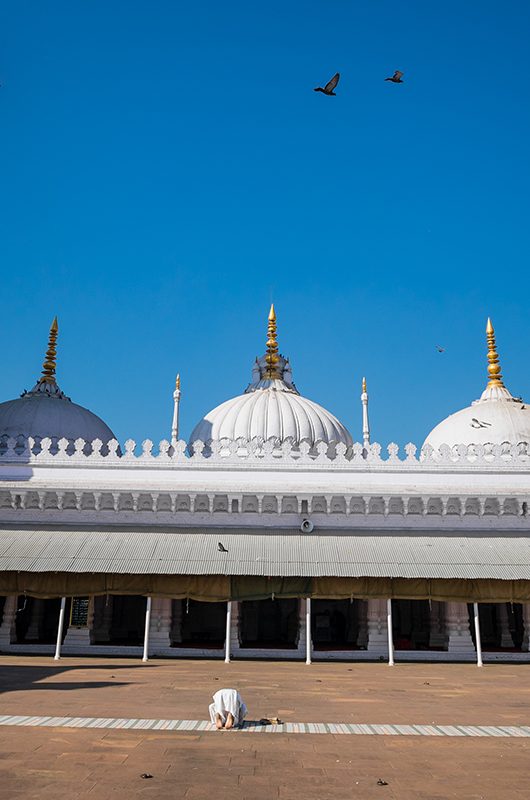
[1,435,530,468]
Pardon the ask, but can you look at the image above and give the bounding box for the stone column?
[170,600,183,644]
[92,596,113,642]
[63,597,94,651]
[429,601,447,648]
[0,596,17,648]
[25,599,45,640]
[522,604,530,651]
[149,598,172,652]
[498,603,514,648]
[296,599,308,659]
[356,601,368,648]
[445,602,475,656]
[229,601,241,655]
[366,599,388,656]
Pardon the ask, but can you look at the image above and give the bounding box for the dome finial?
[485,317,505,388]
[39,317,58,384]
[265,303,281,379]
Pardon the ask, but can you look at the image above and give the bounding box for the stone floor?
[1,656,530,799]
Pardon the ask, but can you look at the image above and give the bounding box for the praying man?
[209,688,247,730]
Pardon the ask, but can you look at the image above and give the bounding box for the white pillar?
[445,602,475,656]
[142,597,152,662]
[387,599,395,666]
[473,603,483,667]
[305,598,312,665]
[225,601,232,663]
[54,597,67,660]
[0,596,17,648]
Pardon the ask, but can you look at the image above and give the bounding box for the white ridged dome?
[424,320,530,449]
[0,318,115,445]
[189,305,352,448]
[190,383,352,446]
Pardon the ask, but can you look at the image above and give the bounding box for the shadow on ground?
[0,663,151,695]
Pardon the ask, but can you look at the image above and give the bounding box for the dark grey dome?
[0,317,115,445]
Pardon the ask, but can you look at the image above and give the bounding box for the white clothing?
[209,688,247,727]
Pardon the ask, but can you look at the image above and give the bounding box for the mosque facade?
[1,309,530,664]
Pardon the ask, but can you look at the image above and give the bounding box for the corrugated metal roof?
[0,526,530,579]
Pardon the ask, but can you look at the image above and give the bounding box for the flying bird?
[435,345,445,353]
[314,72,340,96]
[470,418,492,429]
[385,70,404,83]
[218,542,228,553]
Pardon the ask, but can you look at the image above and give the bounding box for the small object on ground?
[218,542,228,552]
[377,778,389,786]
[314,72,340,96]
[423,681,430,685]
[140,773,153,779]
[316,679,322,682]
[259,717,282,725]
[385,70,404,83]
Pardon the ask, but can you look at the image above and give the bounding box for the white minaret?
[171,374,181,445]
[361,376,370,448]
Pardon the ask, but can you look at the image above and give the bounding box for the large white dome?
[189,306,352,448]
[424,319,530,450]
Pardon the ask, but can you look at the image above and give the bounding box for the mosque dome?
[189,306,353,449]
[0,318,115,445]
[424,319,530,450]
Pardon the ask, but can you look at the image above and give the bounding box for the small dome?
[189,305,352,448]
[0,318,115,445]
[0,393,115,444]
[424,319,530,449]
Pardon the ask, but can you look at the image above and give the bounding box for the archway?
[311,599,364,649]
[391,600,431,650]
[15,597,69,644]
[239,598,298,648]
[171,600,226,648]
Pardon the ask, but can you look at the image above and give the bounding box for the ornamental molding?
[0,488,528,520]
[1,436,530,472]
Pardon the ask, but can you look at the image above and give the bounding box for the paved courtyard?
[1,657,530,799]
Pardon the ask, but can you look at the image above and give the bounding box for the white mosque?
[0,308,529,664]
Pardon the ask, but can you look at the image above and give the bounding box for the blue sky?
[1,1,529,446]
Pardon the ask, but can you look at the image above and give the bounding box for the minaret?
[171,374,181,445]
[361,376,370,448]
[40,317,59,384]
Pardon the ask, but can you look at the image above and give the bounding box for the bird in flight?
[218,542,228,553]
[385,70,404,83]
[435,345,445,353]
[470,418,492,429]
[314,72,340,96]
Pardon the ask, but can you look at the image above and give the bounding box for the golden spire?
[265,303,281,379]
[485,317,505,388]
[40,317,58,384]
[176,373,181,390]
[362,376,367,393]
